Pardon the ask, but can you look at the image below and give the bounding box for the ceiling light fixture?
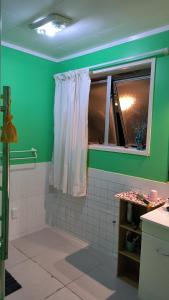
[30,13,72,37]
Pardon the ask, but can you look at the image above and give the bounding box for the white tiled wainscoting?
[8,162,49,240]
[3,162,169,254]
[46,168,169,256]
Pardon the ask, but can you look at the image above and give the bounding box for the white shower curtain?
[50,69,91,197]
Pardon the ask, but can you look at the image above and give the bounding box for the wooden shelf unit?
[115,192,165,288]
[119,223,141,235]
[117,199,149,288]
[119,249,140,263]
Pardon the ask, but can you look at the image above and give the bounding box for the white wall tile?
[4,163,169,254]
[9,163,48,240]
[45,167,169,256]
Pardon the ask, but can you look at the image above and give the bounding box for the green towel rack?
[0,86,11,300]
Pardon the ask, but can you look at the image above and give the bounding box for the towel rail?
[0,148,37,161]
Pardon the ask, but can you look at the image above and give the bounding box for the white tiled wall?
[46,168,169,255]
[8,162,49,240]
[3,162,169,254]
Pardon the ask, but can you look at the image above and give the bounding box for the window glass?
[116,78,150,148]
[108,99,116,144]
[88,62,152,152]
[88,81,107,144]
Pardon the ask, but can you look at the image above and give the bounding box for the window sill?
[88,144,150,156]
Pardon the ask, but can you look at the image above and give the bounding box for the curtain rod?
[89,48,169,73]
[54,48,168,77]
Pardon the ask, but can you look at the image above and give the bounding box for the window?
[88,59,155,155]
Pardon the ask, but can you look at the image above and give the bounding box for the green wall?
[1,46,56,163]
[56,31,169,182]
[1,30,169,181]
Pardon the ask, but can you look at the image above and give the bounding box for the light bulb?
[36,22,66,37]
[119,96,135,111]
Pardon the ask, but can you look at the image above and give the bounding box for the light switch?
[11,208,18,219]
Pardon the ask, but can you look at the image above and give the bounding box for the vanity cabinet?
[139,207,169,300]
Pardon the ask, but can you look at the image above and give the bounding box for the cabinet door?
[139,233,169,300]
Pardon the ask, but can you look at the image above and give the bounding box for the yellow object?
[1,114,18,143]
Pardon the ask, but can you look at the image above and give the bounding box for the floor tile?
[11,235,47,258]
[5,287,40,300]
[8,227,138,300]
[6,244,28,268]
[47,287,81,300]
[34,247,100,285]
[86,247,117,272]
[68,265,139,300]
[12,227,87,258]
[32,248,69,271]
[6,259,63,299]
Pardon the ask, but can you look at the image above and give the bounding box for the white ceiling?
[2,0,169,60]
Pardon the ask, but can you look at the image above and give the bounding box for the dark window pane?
[88,81,107,144]
[108,100,116,144]
[116,78,150,149]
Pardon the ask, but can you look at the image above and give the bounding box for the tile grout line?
[10,243,36,260]
[9,242,68,289]
[64,261,102,287]
[6,257,28,270]
[32,254,102,284]
[30,254,103,297]
[30,257,65,287]
[66,286,84,300]
[44,284,84,300]
[44,285,65,299]
[6,244,31,269]
[8,244,68,299]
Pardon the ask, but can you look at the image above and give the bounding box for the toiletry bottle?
[127,203,132,223]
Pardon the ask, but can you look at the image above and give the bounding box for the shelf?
[117,197,157,288]
[119,274,139,288]
[120,223,142,235]
[119,250,140,263]
[117,253,140,288]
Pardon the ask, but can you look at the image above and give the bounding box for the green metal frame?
[0,86,10,300]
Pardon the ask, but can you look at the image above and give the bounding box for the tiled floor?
[6,227,139,300]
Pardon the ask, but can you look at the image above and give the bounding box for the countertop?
[141,204,169,231]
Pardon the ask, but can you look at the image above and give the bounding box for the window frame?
[88,58,156,156]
